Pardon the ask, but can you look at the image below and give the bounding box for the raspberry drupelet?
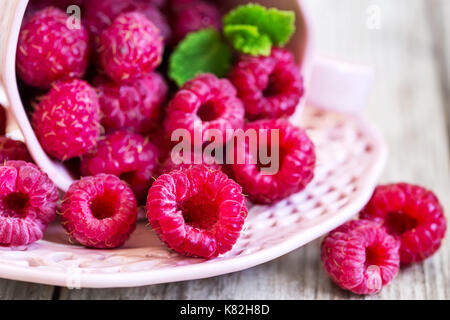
[97,12,164,83]
[17,7,89,89]
[164,73,245,146]
[360,183,447,265]
[0,161,59,247]
[32,79,101,161]
[228,119,315,204]
[61,174,138,249]
[0,137,33,163]
[95,72,168,135]
[321,220,400,295]
[81,131,160,203]
[146,165,248,258]
[228,48,304,120]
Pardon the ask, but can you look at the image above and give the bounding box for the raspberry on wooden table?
[360,183,447,265]
[321,220,400,295]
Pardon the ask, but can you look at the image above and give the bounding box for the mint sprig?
[223,3,296,56]
[169,28,232,86]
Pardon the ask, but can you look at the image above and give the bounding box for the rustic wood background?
[1,0,449,300]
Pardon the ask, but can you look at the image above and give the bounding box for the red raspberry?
[96,72,168,135]
[0,161,59,246]
[322,220,400,295]
[61,174,138,249]
[17,7,89,89]
[0,105,6,135]
[0,137,33,163]
[32,79,101,160]
[81,131,160,203]
[97,12,164,82]
[170,0,222,44]
[164,73,244,146]
[84,0,171,43]
[160,151,222,174]
[228,119,315,204]
[228,48,304,120]
[360,183,447,265]
[147,165,248,258]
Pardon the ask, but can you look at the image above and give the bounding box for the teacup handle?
[306,56,374,114]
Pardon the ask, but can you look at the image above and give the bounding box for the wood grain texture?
[3,0,450,299]
[0,279,54,300]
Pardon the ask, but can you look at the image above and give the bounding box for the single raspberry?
[228,119,315,204]
[228,48,304,120]
[0,137,33,163]
[61,174,138,249]
[147,165,248,258]
[96,72,168,135]
[0,160,59,246]
[164,73,244,146]
[81,131,160,203]
[160,151,222,174]
[32,79,101,161]
[84,0,171,43]
[17,7,89,89]
[97,12,164,82]
[170,0,222,44]
[0,105,6,135]
[360,183,447,265]
[321,220,400,295]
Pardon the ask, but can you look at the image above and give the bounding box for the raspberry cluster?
[5,0,444,285]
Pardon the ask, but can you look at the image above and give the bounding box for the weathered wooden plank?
[0,279,55,300]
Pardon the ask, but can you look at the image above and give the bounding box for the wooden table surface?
[1,0,449,300]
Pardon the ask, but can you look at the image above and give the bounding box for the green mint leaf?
[223,25,272,56]
[223,3,295,55]
[169,28,233,86]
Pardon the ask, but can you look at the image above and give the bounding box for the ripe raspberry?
[81,131,160,203]
[147,165,248,258]
[61,174,138,249]
[228,119,315,204]
[321,220,400,295]
[0,137,33,163]
[32,79,101,161]
[170,0,222,44]
[84,0,171,43]
[164,73,244,146]
[17,7,89,89]
[228,48,304,120]
[160,151,222,174]
[96,72,168,135]
[360,183,447,265]
[97,12,164,82]
[0,105,6,135]
[0,161,59,246]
